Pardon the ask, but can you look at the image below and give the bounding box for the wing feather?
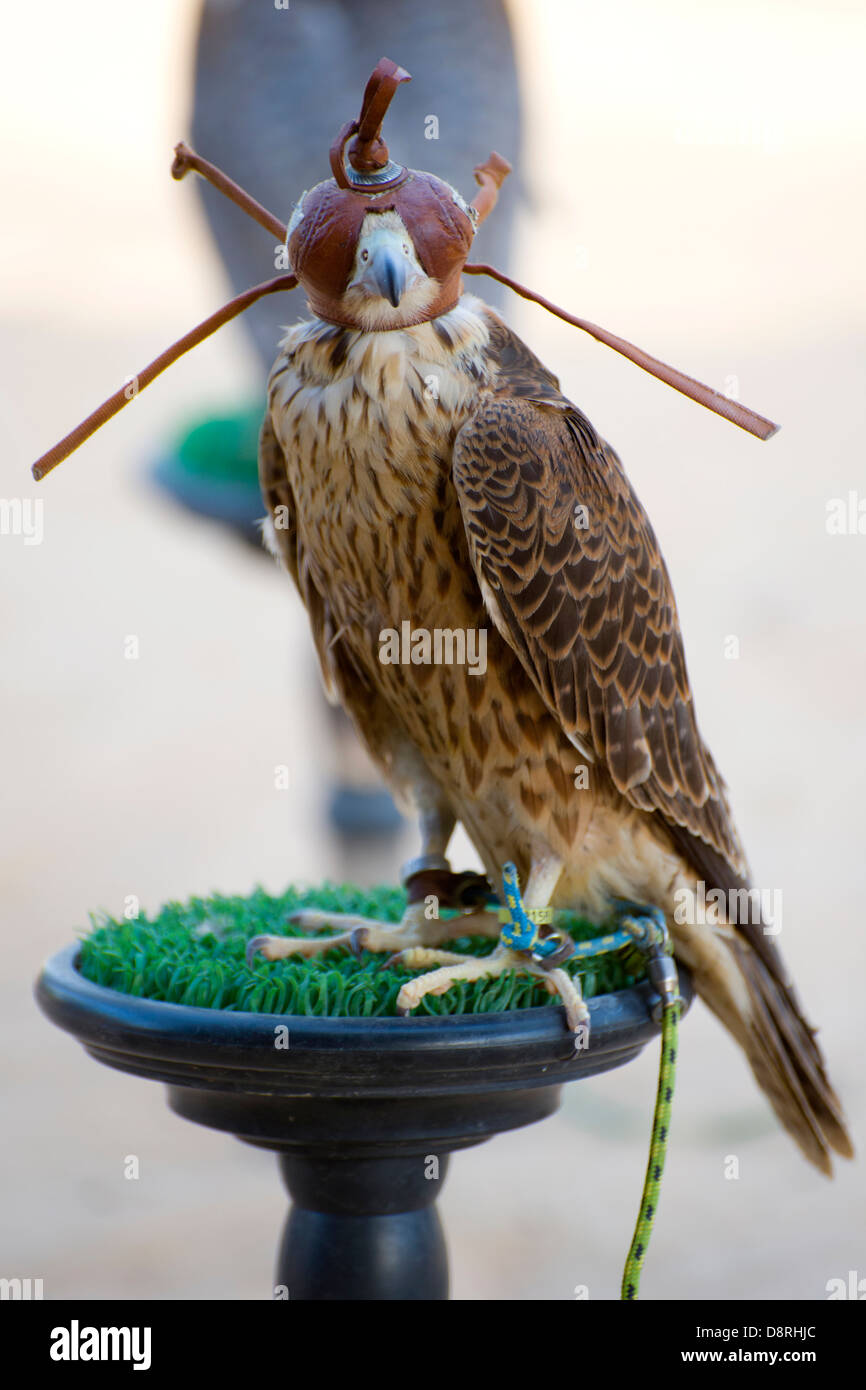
[452,385,749,880]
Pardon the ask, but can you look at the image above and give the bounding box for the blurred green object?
[78,883,646,1019]
[176,405,263,481]
[150,402,266,544]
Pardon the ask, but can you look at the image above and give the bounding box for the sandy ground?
[2,0,864,1300]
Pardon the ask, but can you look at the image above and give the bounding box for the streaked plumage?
[259,286,852,1175]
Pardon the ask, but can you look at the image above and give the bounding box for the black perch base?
[277,1154,450,1300]
[36,943,691,1300]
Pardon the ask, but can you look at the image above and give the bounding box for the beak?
[370,245,408,307]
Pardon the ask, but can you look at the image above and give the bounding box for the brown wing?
[464,325,853,1172]
[452,382,748,882]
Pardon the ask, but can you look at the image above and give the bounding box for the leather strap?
[404,869,494,910]
[329,58,411,187]
[350,58,411,172]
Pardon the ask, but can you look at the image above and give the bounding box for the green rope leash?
[614,904,683,1300]
[498,869,683,1300]
[621,991,681,1299]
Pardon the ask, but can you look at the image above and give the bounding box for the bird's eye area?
[360,249,369,262]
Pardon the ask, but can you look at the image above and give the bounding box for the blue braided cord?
[498,870,670,963]
[499,862,538,950]
[614,902,667,942]
[569,927,635,957]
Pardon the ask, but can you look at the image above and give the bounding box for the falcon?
[32,60,852,1176]
[246,67,852,1177]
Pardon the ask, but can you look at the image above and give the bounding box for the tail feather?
[664,833,853,1174]
[729,940,854,1174]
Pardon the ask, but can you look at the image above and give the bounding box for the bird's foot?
[394,861,588,1035]
[393,943,589,1035]
[245,862,589,1038]
[246,910,410,967]
[245,898,501,967]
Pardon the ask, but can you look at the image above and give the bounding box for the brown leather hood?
[287,170,476,326]
[29,61,780,484]
[285,58,508,329]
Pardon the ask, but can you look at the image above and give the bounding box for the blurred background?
[2,0,864,1300]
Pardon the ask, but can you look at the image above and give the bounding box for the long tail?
[727,938,853,1174]
[680,923,853,1175]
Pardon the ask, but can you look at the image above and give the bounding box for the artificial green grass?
[77,883,647,1019]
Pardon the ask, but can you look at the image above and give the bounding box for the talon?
[348,927,368,961]
[376,951,405,973]
[246,934,270,967]
[570,1008,591,1037]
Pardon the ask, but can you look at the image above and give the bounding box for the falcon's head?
[340,211,442,331]
[283,58,509,333]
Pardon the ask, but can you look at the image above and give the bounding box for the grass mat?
[77,883,647,1019]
